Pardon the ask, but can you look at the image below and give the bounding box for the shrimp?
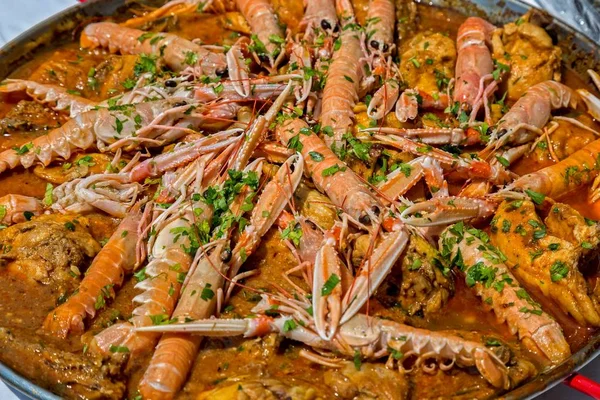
[43,204,143,338]
[0,194,43,226]
[302,0,337,36]
[0,79,96,117]
[401,196,496,227]
[89,202,206,357]
[139,155,302,399]
[365,0,395,55]
[0,99,213,175]
[128,129,242,183]
[511,138,600,200]
[440,224,571,364]
[453,17,497,120]
[138,248,223,400]
[320,1,364,150]
[277,118,382,224]
[138,308,510,390]
[227,154,304,280]
[81,22,226,77]
[493,80,577,148]
[235,0,285,70]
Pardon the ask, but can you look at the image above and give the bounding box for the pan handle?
[564,373,600,399]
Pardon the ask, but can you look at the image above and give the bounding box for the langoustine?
[81,22,227,77]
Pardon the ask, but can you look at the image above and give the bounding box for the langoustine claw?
[367,79,400,120]
[51,173,143,218]
[401,197,496,227]
[0,195,43,226]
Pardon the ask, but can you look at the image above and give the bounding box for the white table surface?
[0,1,598,399]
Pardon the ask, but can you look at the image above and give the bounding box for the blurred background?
[0,1,598,399]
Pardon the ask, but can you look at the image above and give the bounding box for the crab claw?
[395,89,419,122]
[367,80,400,120]
[313,232,343,340]
[340,221,409,324]
[401,196,496,226]
[577,88,600,121]
[226,41,251,98]
[288,42,313,103]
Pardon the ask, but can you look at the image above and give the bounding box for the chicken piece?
[399,32,456,96]
[198,378,319,400]
[29,49,106,100]
[377,234,454,317]
[324,362,409,399]
[297,185,337,230]
[531,117,598,163]
[33,153,117,185]
[492,17,561,102]
[490,200,600,326]
[544,202,600,252]
[0,327,125,399]
[94,55,138,99]
[0,100,62,134]
[0,214,100,289]
[395,0,418,43]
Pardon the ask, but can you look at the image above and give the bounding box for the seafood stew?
[1,0,600,399]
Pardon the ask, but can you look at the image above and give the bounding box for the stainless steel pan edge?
[0,0,598,399]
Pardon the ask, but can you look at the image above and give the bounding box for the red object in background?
[565,373,600,399]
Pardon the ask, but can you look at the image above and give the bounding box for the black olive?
[383,43,389,52]
[173,101,188,107]
[321,19,332,30]
[258,54,269,63]
[372,206,381,216]
[370,40,380,50]
[333,24,340,33]
[289,162,295,172]
[164,79,177,88]
[220,248,232,263]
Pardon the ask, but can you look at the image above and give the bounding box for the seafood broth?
[0,0,599,399]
